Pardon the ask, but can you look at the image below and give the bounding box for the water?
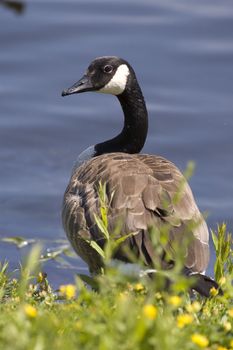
[1,0,233,287]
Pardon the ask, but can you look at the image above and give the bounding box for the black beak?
[62,75,93,96]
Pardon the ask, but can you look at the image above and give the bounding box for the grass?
[0,223,232,350]
[0,178,232,350]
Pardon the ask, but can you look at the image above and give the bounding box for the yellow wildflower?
[217,346,228,350]
[60,284,76,299]
[191,333,209,348]
[228,308,233,318]
[134,283,144,292]
[223,321,232,332]
[168,295,182,307]
[210,287,218,296]
[143,304,157,320]
[230,339,233,348]
[177,314,194,328]
[186,301,201,313]
[23,304,37,318]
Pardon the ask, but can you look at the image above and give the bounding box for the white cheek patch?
[98,64,130,95]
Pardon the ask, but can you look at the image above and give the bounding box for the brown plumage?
[61,56,214,295]
[62,153,209,274]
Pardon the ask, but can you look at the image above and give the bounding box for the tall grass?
[0,176,232,349]
[0,223,232,349]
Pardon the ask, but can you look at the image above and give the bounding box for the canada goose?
[62,56,218,296]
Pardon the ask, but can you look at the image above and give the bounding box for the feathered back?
[62,153,209,273]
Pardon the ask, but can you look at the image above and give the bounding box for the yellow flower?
[168,295,182,307]
[230,339,233,348]
[217,346,228,350]
[23,304,37,318]
[60,284,76,299]
[134,283,144,292]
[143,304,157,320]
[191,333,209,348]
[186,301,201,313]
[177,314,194,328]
[228,308,233,318]
[223,321,232,332]
[210,287,218,296]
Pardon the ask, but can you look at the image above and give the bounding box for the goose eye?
[103,65,113,73]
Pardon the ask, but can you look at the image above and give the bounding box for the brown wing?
[62,153,209,273]
[138,154,209,272]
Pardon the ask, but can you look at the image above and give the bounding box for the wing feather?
[62,152,209,273]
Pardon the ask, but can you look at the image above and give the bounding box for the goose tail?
[189,273,221,297]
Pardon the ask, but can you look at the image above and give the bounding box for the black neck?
[95,75,148,156]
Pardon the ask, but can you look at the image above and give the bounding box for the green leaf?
[100,206,108,228]
[211,229,218,252]
[94,214,109,240]
[114,231,138,246]
[87,240,105,259]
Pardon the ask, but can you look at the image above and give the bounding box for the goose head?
[62,56,132,97]
[61,56,148,156]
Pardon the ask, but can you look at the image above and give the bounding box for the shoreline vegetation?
[0,223,232,350]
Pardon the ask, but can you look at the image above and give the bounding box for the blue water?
[1,0,233,287]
